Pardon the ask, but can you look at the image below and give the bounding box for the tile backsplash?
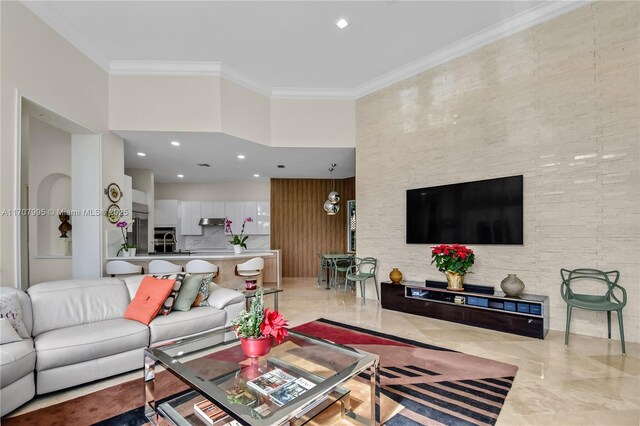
[179,226,270,251]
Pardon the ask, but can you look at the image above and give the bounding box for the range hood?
[198,218,225,226]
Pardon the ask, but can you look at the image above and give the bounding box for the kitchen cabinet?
[155,199,178,226]
[256,201,270,235]
[223,201,270,235]
[201,201,225,219]
[179,201,203,235]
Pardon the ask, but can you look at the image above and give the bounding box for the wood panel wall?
[271,178,355,277]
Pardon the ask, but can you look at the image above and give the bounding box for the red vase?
[240,336,272,358]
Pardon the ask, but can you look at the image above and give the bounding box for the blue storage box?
[504,301,516,311]
[517,303,530,313]
[467,297,488,307]
[529,304,542,315]
[488,301,504,309]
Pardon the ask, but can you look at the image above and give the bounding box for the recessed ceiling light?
[171,141,180,146]
[253,174,260,178]
[177,174,184,178]
[137,152,146,157]
[336,18,349,29]
[237,155,245,159]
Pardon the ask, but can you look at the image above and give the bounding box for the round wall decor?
[106,204,122,223]
[106,183,122,202]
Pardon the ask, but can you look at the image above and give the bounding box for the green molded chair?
[561,268,627,355]
[332,255,355,291]
[345,257,379,305]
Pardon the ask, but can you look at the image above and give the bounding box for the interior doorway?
[18,97,102,288]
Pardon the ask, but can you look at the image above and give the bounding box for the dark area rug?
[2,318,517,426]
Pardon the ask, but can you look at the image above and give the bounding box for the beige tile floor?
[11,277,640,425]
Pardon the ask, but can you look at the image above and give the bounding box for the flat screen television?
[406,175,523,245]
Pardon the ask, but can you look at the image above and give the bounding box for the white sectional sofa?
[0,276,244,416]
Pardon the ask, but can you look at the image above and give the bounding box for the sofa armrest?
[207,285,245,310]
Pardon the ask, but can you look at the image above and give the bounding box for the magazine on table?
[270,377,316,406]
[247,368,296,395]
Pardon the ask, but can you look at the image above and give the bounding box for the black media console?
[381,280,549,339]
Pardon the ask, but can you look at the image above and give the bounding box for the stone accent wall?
[356,2,639,341]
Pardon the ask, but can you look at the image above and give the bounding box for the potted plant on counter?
[431,244,475,291]
[116,220,136,257]
[232,289,288,358]
[226,216,253,254]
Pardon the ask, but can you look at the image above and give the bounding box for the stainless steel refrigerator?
[131,202,149,255]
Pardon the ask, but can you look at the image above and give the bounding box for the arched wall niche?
[36,172,71,256]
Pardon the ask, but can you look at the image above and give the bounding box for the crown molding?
[352,0,591,98]
[271,88,356,100]
[21,0,111,72]
[23,0,590,100]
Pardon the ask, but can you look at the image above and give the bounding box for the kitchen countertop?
[105,250,277,261]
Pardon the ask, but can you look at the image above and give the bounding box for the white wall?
[27,117,72,284]
[0,2,124,286]
[356,2,640,342]
[155,181,270,202]
[221,79,271,146]
[109,75,222,132]
[270,99,355,148]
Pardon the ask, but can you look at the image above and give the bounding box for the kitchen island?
[105,250,280,290]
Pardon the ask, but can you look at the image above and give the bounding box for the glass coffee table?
[144,326,380,425]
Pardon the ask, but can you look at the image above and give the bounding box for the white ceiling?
[19,0,586,95]
[118,131,355,183]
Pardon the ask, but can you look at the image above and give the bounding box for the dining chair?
[561,268,627,354]
[105,260,143,277]
[148,260,183,274]
[316,253,332,287]
[332,255,354,291]
[345,257,379,305]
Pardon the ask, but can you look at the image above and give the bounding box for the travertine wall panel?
[356,2,640,341]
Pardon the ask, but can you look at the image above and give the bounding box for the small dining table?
[320,253,354,290]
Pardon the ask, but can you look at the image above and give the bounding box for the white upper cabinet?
[175,200,269,236]
[179,201,202,235]
[256,201,271,235]
[155,199,178,226]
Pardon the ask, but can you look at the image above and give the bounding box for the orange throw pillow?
[125,276,176,325]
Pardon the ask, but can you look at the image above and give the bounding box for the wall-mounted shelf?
[382,280,549,339]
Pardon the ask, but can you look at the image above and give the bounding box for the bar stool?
[185,260,219,278]
[235,257,264,290]
[148,260,183,274]
[106,260,143,277]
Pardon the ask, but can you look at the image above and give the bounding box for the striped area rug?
[2,318,517,426]
[296,318,518,426]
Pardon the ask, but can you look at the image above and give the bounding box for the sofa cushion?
[0,338,36,387]
[149,307,225,344]
[28,278,131,337]
[125,276,176,325]
[0,295,29,338]
[173,274,203,312]
[0,287,33,336]
[153,273,186,315]
[34,318,149,371]
[0,318,22,344]
[192,274,213,307]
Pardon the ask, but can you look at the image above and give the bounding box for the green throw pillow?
[173,274,204,312]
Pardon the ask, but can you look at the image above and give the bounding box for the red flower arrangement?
[231,289,289,344]
[261,308,289,344]
[431,244,475,275]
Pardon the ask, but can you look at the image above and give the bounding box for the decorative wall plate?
[106,183,122,202]
[106,204,122,223]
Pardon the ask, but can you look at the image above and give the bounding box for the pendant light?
[324,164,340,215]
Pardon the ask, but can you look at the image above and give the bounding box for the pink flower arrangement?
[226,217,253,249]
